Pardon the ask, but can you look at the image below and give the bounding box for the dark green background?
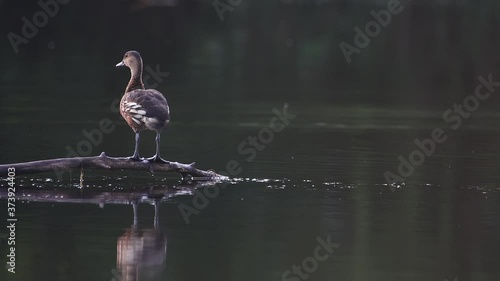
[1,1,500,281]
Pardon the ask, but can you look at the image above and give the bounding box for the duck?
[116,51,170,163]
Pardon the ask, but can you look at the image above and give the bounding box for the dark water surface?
[2,0,500,280]
[1,97,500,281]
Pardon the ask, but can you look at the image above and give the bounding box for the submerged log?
[0,180,218,205]
[0,152,227,180]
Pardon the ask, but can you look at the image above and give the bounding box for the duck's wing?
[122,89,170,130]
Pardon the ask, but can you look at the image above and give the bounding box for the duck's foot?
[147,156,170,164]
[127,155,142,161]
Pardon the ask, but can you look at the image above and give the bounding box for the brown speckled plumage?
[120,89,170,132]
[116,51,170,162]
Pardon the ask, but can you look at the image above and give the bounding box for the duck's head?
[116,50,143,71]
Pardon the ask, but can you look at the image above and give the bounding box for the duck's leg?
[128,132,141,161]
[148,130,169,164]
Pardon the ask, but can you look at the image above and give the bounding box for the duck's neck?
[125,64,145,93]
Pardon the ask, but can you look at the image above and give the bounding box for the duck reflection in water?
[116,200,167,281]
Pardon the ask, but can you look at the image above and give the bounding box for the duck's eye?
[125,54,128,58]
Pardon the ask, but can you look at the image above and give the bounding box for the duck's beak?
[116,61,125,67]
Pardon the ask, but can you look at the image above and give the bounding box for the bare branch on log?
[0,152,227,180]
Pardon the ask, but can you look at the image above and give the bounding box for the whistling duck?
[116,51,170,163]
